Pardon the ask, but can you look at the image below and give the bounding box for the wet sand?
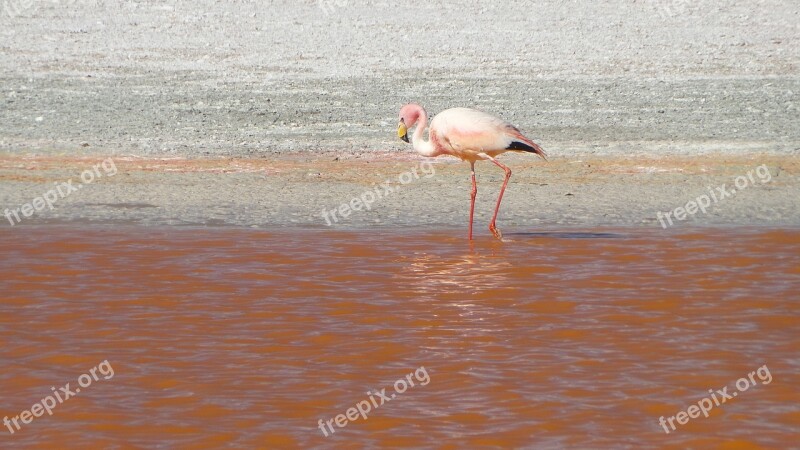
[0,152,798,231]
[0,152,800,235]
[1,226,798,447]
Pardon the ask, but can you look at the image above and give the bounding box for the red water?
[1,226,798,448]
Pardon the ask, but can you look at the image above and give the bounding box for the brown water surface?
[1,226,798,448]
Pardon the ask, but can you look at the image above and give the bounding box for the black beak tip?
[401,135,409,143]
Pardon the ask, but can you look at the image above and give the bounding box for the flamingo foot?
[489,222,503,241]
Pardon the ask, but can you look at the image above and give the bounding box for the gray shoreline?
[1,153,797,231]
[2,0,798,157]
[1,1,798,230]
[2,74,798,157]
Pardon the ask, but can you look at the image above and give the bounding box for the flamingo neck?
[411,109,438,157]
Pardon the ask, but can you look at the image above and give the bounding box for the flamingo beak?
[397,121,409,143]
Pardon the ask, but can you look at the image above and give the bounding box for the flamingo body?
[428,108,546,162]
[397,103,546,240]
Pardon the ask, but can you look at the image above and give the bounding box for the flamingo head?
[398,103,424,143]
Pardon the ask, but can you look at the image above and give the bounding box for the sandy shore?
[2,0,798,157]
[1,152,797,232]
[1,1,798,230]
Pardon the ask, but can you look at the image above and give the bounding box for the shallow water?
[1,226,798,448]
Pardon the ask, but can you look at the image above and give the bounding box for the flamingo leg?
[468,161,477,240]
[479,153,511,240]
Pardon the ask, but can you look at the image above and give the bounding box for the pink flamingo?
[397,103,547,240]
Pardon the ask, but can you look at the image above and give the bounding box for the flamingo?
[397,103,547,240]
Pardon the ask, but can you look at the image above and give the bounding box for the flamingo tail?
[505,127,547,161]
